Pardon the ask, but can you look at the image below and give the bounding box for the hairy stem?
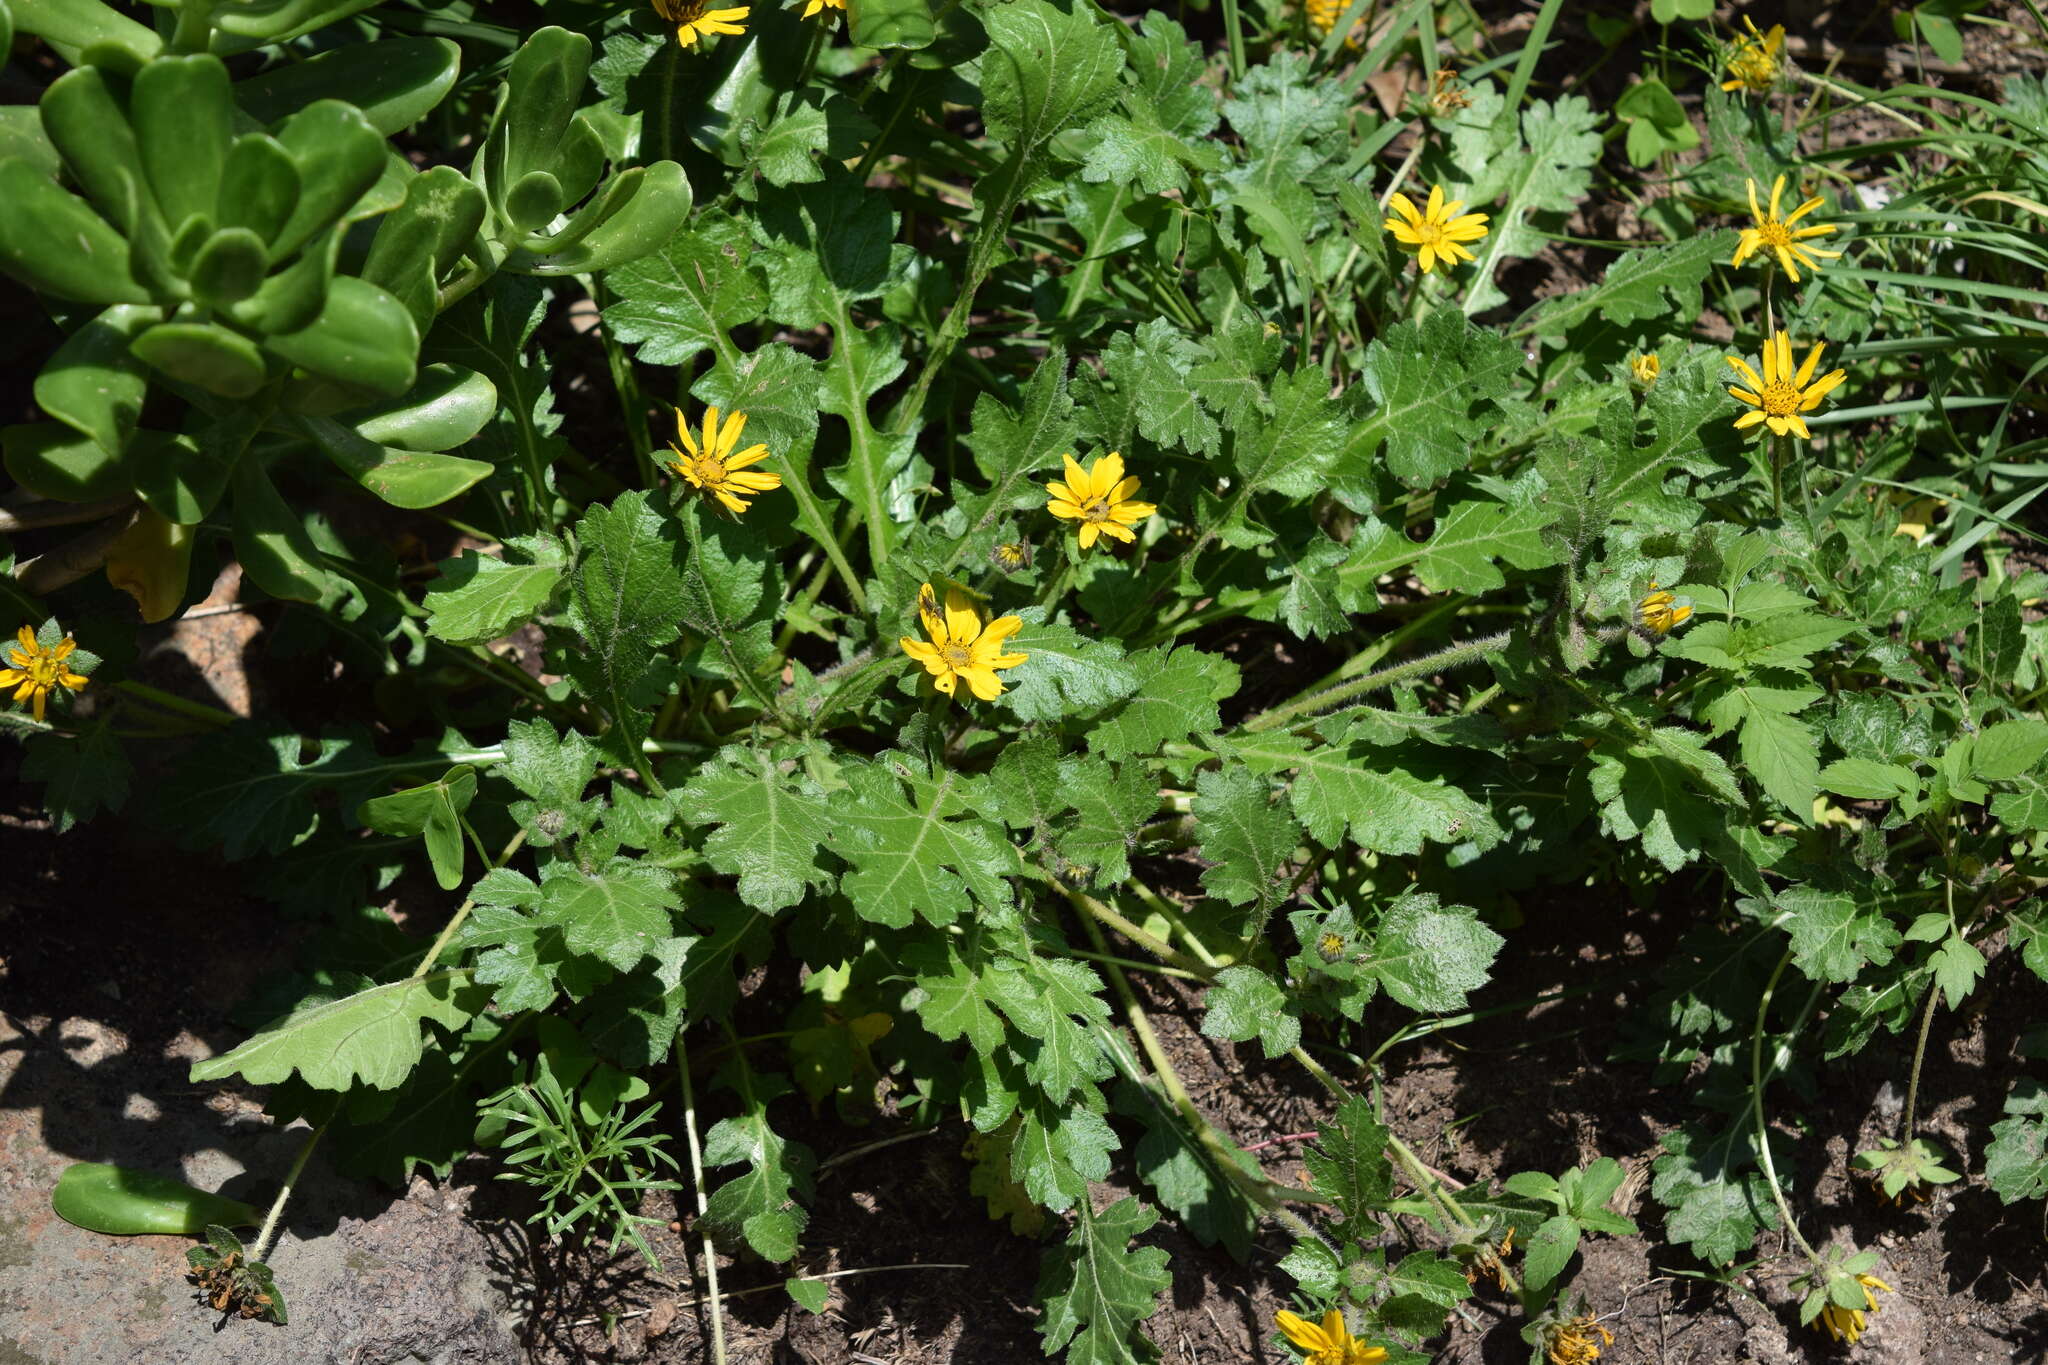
[250,1118,328,1265]
[1241,630,1513,733]
[1899,976,1942,1143]
[1751,948,1826,1267]
[413,827,532,979]
[675,1031,727,1365]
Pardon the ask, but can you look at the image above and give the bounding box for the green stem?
[249,1116,328,1265]
[1899,976,1942,1144]
[1241,630,1513,733]
[412,827,532,979]
[591,277,656,488]
[1750,948,1826,1268]
[1053,880,1216,980]
[1061,946,1209,982]
[168,0,217,53]
[675,1030,728,1365]
[113,680,237,729]
[1288,1044,1347,1099]
[1126,878,1227,968]
[1083,915,1338,1248]
[1219,0,1246,82]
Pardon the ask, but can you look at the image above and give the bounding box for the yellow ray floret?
[1636,581,1693,635]
[1382,184,1489,274]
[1275,1307,1388,1365]
[1545,1313,1615,1365]
[800,0,845,16]
[1725,330,1847,441]
[652,0,749,46]
[1817,1273,1893,1345]
[1045,451,1157,550]
[1,623,90,725]
[665,406,782,515]
[899,583,1028,702]
[1732,175,1841,283]
[1721,17,1783,94]
[1628,353,1660,386]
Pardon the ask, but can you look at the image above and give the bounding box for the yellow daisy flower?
[1725,330,1848,441]
[665,407,782,515]
[1,623,91,725]
[1732,175,1841,283]
[1304,0,1363,49]
[1276,1308,1387,1365]
[1636,582,1693,635]
[1628,353,1660,386]
[1383,185,1489,274]
[1545,1313,1615,1364]
[899,583,1028,701]
[1721,17,1784,94]
[653,0,748,46]
[1817,1272,1893,1345]
[1045,452,1156,550]
[800,0,845,16]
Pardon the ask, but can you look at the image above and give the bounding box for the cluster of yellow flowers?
[659,400,1160,703]
[1722,170,1849,440]
[651,0,843,48]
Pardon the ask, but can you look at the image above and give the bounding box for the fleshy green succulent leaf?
[479,27,592,218]
[360,165,487,334]
[230,456,335,603]
[233,38,460,137]
[211,0,383,45]
[268,100,388,261]
[506,161,694,276]
[32,304,157,459]
[216,132,301,246]
[53,1163,258,1236]
[2,423,127,505]
[39,65,156,239]
[131,322,269,399]
[267,276,420,398]
[0,158,149,304]
[346,364,498,452]
[188,227,270,307]
[294,413,490,508]
[9,0,160,70]
[132,407,257,525]
[131,55,231,234]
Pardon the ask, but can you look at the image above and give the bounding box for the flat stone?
[0,1014,518,1365]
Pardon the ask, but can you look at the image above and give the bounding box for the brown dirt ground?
[11,757,2048,1365]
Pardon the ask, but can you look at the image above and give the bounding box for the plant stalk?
[675,1030,727,1365]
